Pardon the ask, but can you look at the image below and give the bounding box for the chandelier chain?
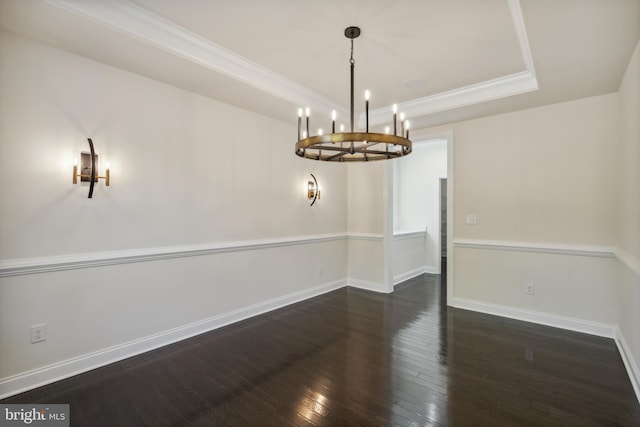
[350,38,355,65]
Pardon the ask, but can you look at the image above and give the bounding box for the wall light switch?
[466,214,478,225]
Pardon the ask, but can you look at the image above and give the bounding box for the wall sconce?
[308,173,320,206]
[72,138,110,198]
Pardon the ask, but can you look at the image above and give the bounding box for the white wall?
[347,162,384,235]
[616,39,640,399]
[452,94,618,246]
[0,31,347,258]
[447,93,620,335]
[454,247,617,331]
[0,31,348,397]
[346,161,386,291]
[392,232,426,284]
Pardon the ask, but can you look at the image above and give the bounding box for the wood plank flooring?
[3,273,639,426]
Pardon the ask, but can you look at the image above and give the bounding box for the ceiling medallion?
[295,27,412,162]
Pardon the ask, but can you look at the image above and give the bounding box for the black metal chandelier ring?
[294,26,412,162]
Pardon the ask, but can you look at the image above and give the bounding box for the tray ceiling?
[0,0,638,130]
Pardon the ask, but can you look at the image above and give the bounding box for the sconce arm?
[88,138,96,199]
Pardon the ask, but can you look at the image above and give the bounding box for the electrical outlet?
[318,264,324,275]
[525,283,535,295]
[31,324,47,343]
[466,214,478,225]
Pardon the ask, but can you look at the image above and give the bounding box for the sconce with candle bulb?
[307,174,320,206]
[72,138,110,198]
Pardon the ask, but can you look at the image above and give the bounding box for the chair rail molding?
[453,238,616,258]
[615,247,640,278]
[0,233,347,277]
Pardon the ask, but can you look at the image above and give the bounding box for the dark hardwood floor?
[3,273,639,426]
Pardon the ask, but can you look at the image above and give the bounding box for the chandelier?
[295,27,412,162]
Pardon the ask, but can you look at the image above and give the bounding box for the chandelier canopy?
[295,27,412,162]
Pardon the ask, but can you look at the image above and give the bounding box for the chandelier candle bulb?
[365,90,370,132]
[305,107,310,136]
[405,120,410,139]
[393,104,398,136]
[332,110,337,133]
[318,129,323,136]
[72,158,78,184]
[400,112,406,137]
[298,108,303,140]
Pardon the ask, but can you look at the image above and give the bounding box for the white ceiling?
[1,0,638,131]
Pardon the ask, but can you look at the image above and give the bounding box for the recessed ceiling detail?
[45,0,348,119]
[365,0,537,127]
[402,79,427,90]
[45,0,536,128]
[5,0,634,129]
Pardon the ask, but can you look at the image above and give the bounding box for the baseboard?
[452,297,616,338]
[347,278,388,293]
[424,266,438,274]
[393,267,427,285]
[615,328,640,404]
[0,279,347,399]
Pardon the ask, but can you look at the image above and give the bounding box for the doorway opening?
[439,178,447,277]
[386,130,453,304]
[391,138,447,275]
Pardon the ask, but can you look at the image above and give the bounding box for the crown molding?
[47,0,536,126]
[508,0,536,79]
[366,71,538,126]
[365,0,538,127]
[45,0,346,118]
